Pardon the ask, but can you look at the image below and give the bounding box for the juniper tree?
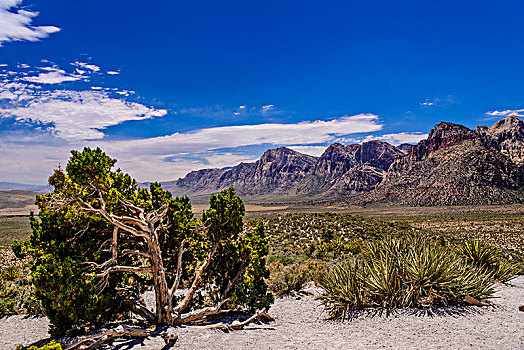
[14,147,273,340]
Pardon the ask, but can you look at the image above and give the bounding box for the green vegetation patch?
[0,216,31,249]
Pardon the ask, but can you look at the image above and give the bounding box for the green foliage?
[15,340,62,350]
[458,240,520,283]
[246,213,419,264]
[16,209,127,337]
[195,189,273,311]
[320,233,501,319]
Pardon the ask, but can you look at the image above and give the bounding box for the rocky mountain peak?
[409,122,477,159]
[490,115,524,131]
[481,115,524,165]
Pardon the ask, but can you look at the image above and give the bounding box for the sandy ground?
[1,276,523,350]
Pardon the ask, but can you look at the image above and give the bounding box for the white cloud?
[0,0,60,46]
[90,114,382,180]
[0,90,17,99]
[485,109,524,118]
[72,62,100,72]
[363,132,428,145]
[287,145,327,157]
[107,71,120,75]
[22,70,84,84]
[0,80,168,140]
[101,114,382,156]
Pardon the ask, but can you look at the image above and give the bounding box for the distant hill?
[0,182,48,193]
[163,116,524,206]
[0,190,38,210]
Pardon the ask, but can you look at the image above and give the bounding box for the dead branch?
[125,299,157,324]
[175,241,219,313]
[168,239,186,313]
[96,265,152,279]
[118,198,145,217]
[77,198,148,239]
[179,250,250,324]
[64,325,153,350]
[193,310,274,331]
[121,249,152,259]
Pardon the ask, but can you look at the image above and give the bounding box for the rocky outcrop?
[304,141,403,196]
[360,116,524,206]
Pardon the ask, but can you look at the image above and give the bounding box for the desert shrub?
[320,260,367,319]
[0,266,20,280]
[0,265,41,317]
[246,213,423,263]
[320,233,499,319]
[458,240,520,283]
[268,262,310,296]
[268,260,328,295]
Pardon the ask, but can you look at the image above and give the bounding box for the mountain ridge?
[163,116,524,206]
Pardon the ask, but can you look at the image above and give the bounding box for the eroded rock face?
[361,116,524,206]
[479,115,524,166]
[309,141,403,195]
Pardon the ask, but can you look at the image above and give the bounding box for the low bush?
[0,265,41,317]
[319,233,510,319]
[268,260,328,296]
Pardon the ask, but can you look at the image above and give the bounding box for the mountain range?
[164,116,524,206]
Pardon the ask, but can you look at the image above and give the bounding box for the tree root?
[193,310,275,331]
[64,325,153,350]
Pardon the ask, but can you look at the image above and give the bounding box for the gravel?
[1,277,523,349]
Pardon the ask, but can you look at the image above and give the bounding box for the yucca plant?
[319,261,367,319]
[402,243,457,307]
[458,240,519,283]
[452,264,496,302]
[458,240,499,270]
[320,233,500,320]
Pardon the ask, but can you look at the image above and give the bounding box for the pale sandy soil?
[2,276,523,350]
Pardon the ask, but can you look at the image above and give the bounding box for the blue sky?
[1,0,524,184]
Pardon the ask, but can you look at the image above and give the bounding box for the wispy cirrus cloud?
[0,0,60,46]
[420,95,458,108]
[363,132,428,145]
[485,108,524,118]
[101,113,382,155]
